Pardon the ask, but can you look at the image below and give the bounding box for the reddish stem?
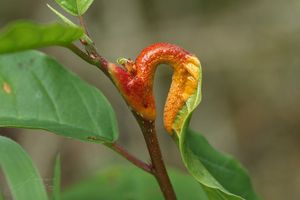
[134,113,177,200]
[69,16,178,200]
[78,16,90,37]
[108,143,153,174]
[68,43,178,200]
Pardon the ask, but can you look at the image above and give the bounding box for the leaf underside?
[0,50,118,143]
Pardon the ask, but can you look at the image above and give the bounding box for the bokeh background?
[1,0,300,199]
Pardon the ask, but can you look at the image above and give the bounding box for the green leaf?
[61,166,209,200]
[47,4,93,44]
[0,21,83,54]
[0,136,48,200]
[179,128,260,200]
[0,50,118,143]
[47,4,79,28]
[168,56,259,199]
[52,155,61,200]
[55,0,94,16]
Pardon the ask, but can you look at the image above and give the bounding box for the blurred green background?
[1,0,300,199]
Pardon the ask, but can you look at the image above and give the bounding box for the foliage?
[0,21,83,54]
[0,0,260,199]
[62,166,209,200]
[0,51,118,143]
[55,0,94,16]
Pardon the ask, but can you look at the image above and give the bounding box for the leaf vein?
[30,71,61,123]
[67,75,100,134]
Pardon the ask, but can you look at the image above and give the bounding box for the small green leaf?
[55,0,94,16]
[61,166,209,200]
[179,128,260,200]
[52,154,61,200]
[0,21,83,54]
[47,4,93,44]
[0,50,118,143]
[0,136,48,200]
[47,4,78,28]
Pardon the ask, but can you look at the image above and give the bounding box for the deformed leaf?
[55,0,94,16]
[0,50,118,143]
[166,52,259,199]
[0,21,83,54]
[0,136,48,200]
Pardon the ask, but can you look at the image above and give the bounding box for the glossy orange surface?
[109,42,200,134]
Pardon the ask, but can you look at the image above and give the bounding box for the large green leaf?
[179,128,260,200]
[62,166,209,200]
[0,51,118,143]
[0,21,83,54]
[0,136,48,200]
[55,0,94,16]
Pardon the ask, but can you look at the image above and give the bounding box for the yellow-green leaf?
[55,0,94,16]
[0,21,83,54]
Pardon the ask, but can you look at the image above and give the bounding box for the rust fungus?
[109,42,201,134]
[2,82,12,94]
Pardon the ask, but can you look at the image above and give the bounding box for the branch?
[66,43,110,76]
[66,44,95,65]
[78,16,90,37]
[107,143,153,174]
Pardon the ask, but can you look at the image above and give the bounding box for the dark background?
[1,0,300,199]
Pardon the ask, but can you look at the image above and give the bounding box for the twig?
[66,44,96,65]
[107,143,153,174]
[78,16,90,37]
[66,43,109,76]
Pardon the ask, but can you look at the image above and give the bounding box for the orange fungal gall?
[109,42,201,134]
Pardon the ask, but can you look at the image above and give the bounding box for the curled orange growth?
[110,43,201,134]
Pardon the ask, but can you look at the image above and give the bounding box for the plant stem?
[68,44,177,200]
[134,113,177,200]
[79,16,90,37]
[66,44,96,65]
[66,44,109,74]
[69,16,177,198]
[107,143,153,174]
